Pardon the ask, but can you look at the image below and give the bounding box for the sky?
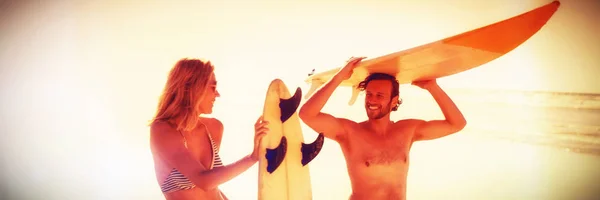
[1,0,599,199]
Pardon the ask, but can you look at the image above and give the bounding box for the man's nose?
[366,97,375,103]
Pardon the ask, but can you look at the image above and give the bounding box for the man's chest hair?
[347,132,411,165]
[361,147,408,165]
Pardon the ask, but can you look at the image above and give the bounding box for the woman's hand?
[250,116,269,161]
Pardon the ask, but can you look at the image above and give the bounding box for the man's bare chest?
[345,130,414,166]
[361,141,409,166]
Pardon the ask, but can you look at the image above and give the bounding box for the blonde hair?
[150,58,214,132]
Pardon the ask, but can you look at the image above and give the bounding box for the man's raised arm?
[412,80,467,141]
[299,57,365,141]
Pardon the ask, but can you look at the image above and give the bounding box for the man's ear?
[391,95,401,111]
[392,95,400,103]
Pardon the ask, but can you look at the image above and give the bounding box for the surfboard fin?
[348,86,360,105]
[265,136,287,174]
[308,69,315,76]
[279,87,302,123]
[300,133,324,166]
[304,83,321,99]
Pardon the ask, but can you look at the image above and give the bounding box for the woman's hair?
[150,58,214,132]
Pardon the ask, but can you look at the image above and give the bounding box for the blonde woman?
[149,58,268,200]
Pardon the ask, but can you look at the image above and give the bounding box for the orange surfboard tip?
[552,0,561,7]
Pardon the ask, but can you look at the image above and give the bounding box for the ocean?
[402,89,600,200]
[445,89,600,156]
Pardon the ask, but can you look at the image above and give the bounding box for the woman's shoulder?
[199,117,224,132]
[148,120,184,152]
[150,120,178,136]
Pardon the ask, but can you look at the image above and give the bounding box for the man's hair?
[357,73,401,111]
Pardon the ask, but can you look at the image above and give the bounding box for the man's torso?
[338,120,419,200]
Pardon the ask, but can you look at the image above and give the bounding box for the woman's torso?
[152,118,224,200]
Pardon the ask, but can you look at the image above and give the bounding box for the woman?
[149,58,268,200]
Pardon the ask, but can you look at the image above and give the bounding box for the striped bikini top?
[160,125,224,193]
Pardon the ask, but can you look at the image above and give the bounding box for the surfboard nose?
[348,86,360,105]
[264,79,303,122]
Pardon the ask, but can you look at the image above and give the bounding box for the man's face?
[364,80,396,120]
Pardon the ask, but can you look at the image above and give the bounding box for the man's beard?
[365,102,392,120]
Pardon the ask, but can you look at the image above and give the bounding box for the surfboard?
[258,79,325,200]
[304,0,561,105]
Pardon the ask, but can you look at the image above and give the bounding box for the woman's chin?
[199,108,213,115]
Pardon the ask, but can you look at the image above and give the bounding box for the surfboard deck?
[304,1,561,105]
[258,79,324,200]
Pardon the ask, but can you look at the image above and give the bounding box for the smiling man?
[298,57,467,200]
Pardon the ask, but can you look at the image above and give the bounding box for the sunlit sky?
[1,0,599,199]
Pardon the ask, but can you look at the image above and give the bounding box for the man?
[298,57,467,200]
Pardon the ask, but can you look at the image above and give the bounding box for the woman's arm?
[150,117,267,191]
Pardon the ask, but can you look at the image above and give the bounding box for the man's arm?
[413,81,467,141]
[299,74,349,141]
[299,57,365,141]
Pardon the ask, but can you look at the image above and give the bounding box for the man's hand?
[299,56,364,142]
[337,57,366,80]
[412,79,437,90]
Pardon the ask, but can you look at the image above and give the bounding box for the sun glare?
[2,0,599,199]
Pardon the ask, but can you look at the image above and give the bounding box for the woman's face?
[198,72,220,114]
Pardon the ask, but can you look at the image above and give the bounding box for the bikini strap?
[200,122,218,169]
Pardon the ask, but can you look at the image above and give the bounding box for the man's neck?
[366,116,392,136]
